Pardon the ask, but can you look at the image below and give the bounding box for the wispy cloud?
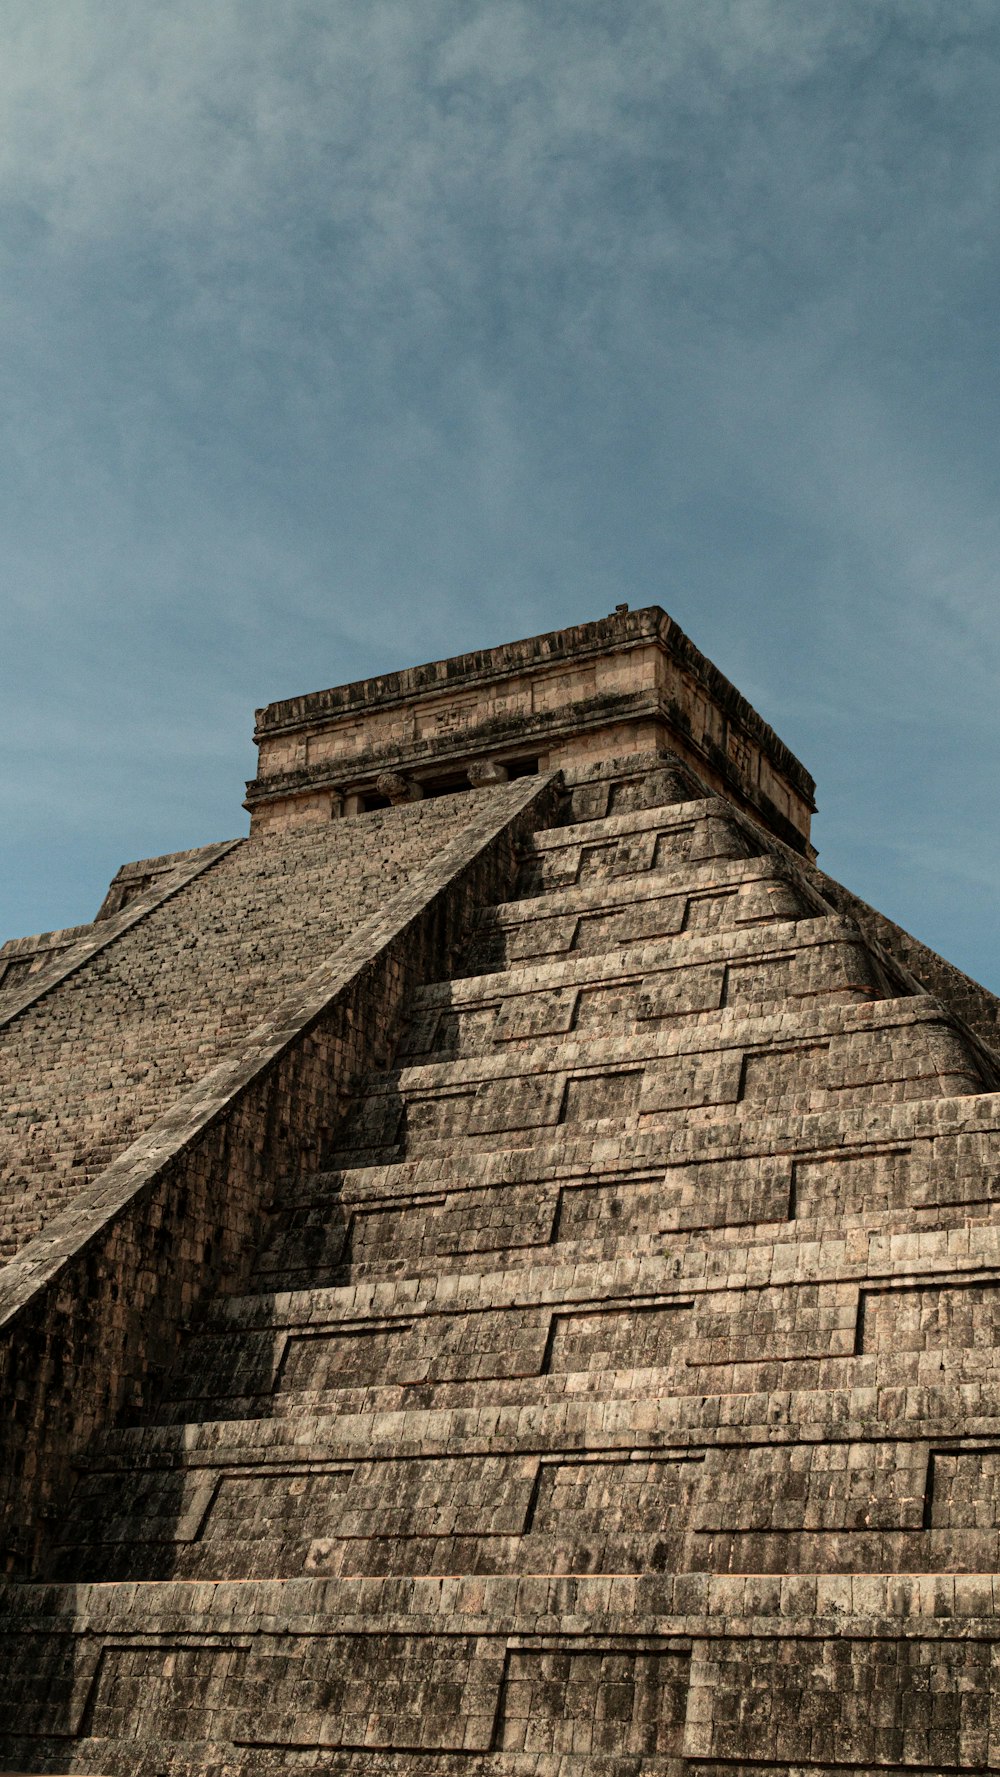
[2,1,1000,981]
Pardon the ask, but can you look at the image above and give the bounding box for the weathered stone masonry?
[1,607,1000,1774]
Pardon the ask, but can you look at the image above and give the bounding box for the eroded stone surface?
[0,792,510,1258]
[1,620,1000,1775]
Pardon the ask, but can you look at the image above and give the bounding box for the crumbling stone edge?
[809,866,1000,1057]
[756,821,1000,1062]
[0,772,561,1572]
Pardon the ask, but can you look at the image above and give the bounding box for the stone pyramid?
[1,607,1000,1774]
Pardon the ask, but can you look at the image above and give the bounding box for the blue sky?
[3,1,1000,988]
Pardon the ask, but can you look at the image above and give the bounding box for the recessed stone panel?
[77,1633,499,1752]
[556,1154,792,1240]
[722,955,794,1006]
[427,1004,499,1056]
[635,963,727,1020]
[859,1282,1000,1357]
[682,887,741,932]
[0,1633,97,1738]
[545,1301,689,1373]
[202,1465,355,1556]
[466,1073,565,1135]
[686,1636,998,1769]
[506,913,581,960]
[927,1447,1000,1529]
[280,1307,549,1391]
[691,1283,858,1367]
[571,978,649,1033]
[559,1068,643,1124]
[497,1641,689,1757]
[350,1183,559,1262]
[641,1051,743,1115]
[403,1088,477,1141]
[607,762,698,814]
[577,840,621,879]
[494,989,577,1041]
[529,1455,702,1539]
[694,1443,925,1533]
[58,1467,216,1552]
[792,1149,911,1219]
[571,898,687,951]
[739,1043,830,1107]
[167,1327,288,1402]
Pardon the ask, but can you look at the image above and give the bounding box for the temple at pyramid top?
[246,602,816,852]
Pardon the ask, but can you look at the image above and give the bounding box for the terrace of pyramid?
[2,603,1000,1774]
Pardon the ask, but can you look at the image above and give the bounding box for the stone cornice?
[252,606,815,804]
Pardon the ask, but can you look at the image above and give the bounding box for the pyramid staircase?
[5,752,1000,1773]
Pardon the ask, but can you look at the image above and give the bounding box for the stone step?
[0,1751,686,1777]
[257,1094,1000,1287]
[203,1209,1000,1327]
[2,1581,997,1776]
[555,748,708,824]
[87,1372,1000,1474]
[387,992,977,1083]
[411,911,891,1010]
[330,999,991,1164]
[277,1090,1000,1207]
[252,1189,1000,1299]
[51,1427,1000,1586]
[149,1317,1000,1423]
[156,1263,1000,1426]
[84,1412,913,1476]
[2,1564,996,1634]
[511,796,761,896]
[523,791,739,850]
[461,855,824,972]
[252,1199,1000,1294]
[51,1519,1000,1589]
[397,916,899,1067]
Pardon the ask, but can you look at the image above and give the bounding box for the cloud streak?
[2,1,1000,984]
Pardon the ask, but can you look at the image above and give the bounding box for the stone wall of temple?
[246,607,818,853]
